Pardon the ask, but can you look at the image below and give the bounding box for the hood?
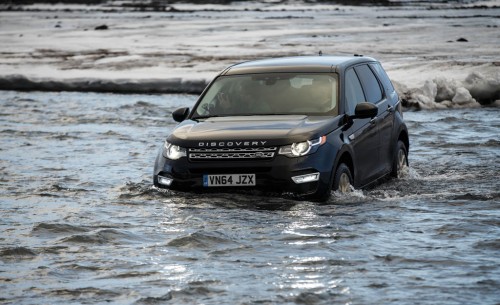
[168,115,341,147]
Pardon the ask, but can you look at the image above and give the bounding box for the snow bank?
[396,71,500,109]
[465,72,500,104]
[1,71,498,109]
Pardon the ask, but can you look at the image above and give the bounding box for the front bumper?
[153,148,336,196]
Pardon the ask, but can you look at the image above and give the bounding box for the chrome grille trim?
[189,147,277,160]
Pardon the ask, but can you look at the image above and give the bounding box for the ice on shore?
[0,74,207,94]
[397,72,500,109]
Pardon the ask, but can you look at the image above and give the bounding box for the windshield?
[193,73,338,118]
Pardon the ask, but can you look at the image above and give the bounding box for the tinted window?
[370,63,395,93]
[344,69,365,115]
[354,65,383,103]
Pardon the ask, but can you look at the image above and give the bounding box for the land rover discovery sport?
[154,55,409,201]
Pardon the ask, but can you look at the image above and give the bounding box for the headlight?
[292,141,311,155]
[278,136,326,157]
[163,141,187,160]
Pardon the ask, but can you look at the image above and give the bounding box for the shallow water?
[1,91,499,305]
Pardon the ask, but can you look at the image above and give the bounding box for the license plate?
[203,174,256,187]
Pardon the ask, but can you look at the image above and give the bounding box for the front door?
[343,68,381,186]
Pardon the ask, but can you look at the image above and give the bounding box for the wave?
[59,228,144,245]
[166,231,237,249]
[44,287,121,299]
[0,246,37,258]
[374,254,464,266]
[135,283,224,305]
[34,184,90,198]
[119,181,166,200]
[474,239,500,250]
[32,223,90,235]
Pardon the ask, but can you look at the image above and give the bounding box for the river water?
[1,91,499,305]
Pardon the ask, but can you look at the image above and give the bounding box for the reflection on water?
[1,91,499,305]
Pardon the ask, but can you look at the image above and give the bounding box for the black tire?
[333,163,353,193]
[391,140,408,178]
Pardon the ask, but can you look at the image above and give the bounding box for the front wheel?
[304,163,353,202]
[333,163,353,193]
[391,140,408,178]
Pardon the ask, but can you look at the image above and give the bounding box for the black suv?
[154,56,409,201]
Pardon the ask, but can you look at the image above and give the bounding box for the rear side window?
[354,65,383,103]
[370,63,395,93]
[344,69,365,115]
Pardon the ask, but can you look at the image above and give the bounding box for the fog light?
[292,173,320,184]
[158,176,173,186]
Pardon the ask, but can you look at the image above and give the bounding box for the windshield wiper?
[192,114,222,120]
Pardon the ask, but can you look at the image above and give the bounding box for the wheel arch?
[335,150,355,185]
[398,129,410,153]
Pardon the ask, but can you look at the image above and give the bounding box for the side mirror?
[353,102,378,119]
[172,107,190,122]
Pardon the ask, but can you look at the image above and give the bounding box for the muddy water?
[1,91,499,305]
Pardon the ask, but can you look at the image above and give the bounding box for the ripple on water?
[0,247,37,259]
[473,239,500,251]
[43,287,122,301]
[166,231,239,249]
[135,280,226,305]
[59,229,144,245]
[1,91,499,305]
[31,223,91,236]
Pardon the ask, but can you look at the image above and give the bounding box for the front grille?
[189,147,277,160]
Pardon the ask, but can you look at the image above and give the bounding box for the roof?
[223,55,377,75]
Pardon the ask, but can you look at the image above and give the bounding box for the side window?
[344,69,365,115]
[354,65,383,103]
[370,63,395,93]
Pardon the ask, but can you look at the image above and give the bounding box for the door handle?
[388,105,394,112]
